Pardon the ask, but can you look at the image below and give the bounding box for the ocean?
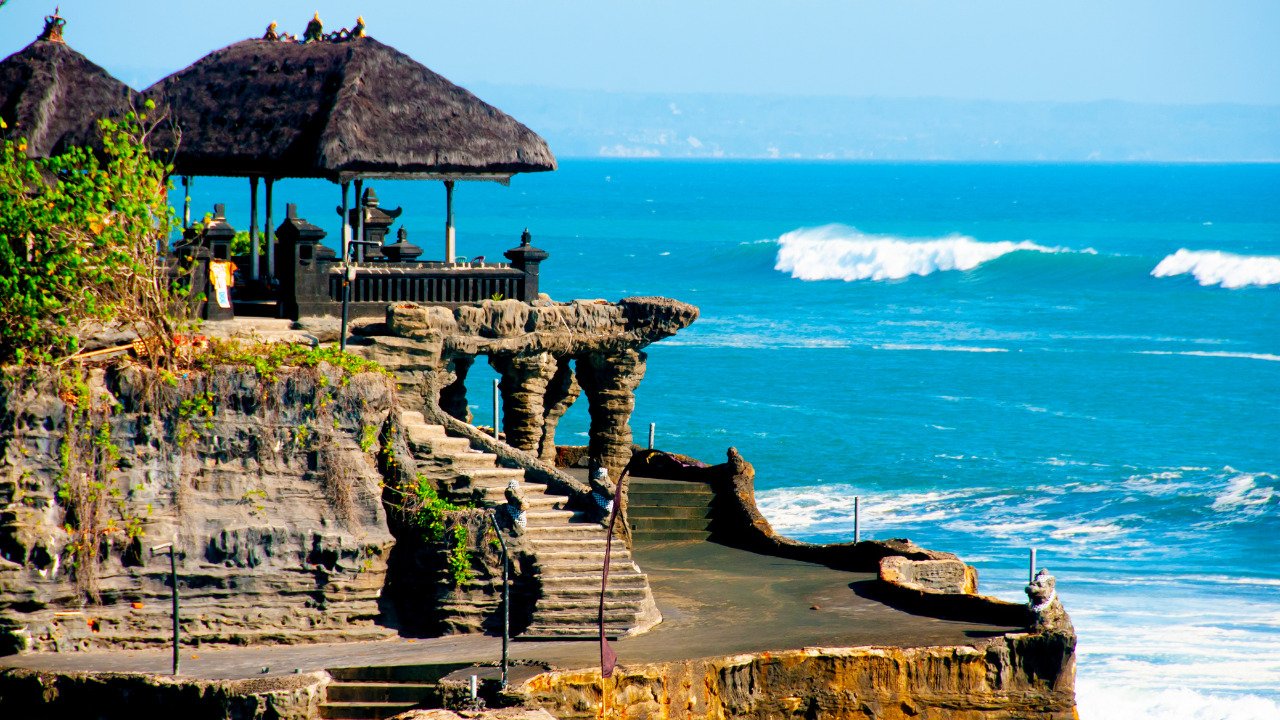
[185,161,1280,720]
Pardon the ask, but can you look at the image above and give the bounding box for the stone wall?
[0,362,397,653]
[0,667,326,719]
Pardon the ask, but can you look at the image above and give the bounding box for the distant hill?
[469,85,1280,162]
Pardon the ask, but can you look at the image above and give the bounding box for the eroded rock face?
[521,644,1076,720]
[0,365,396,652]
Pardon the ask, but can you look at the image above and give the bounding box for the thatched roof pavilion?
[0,11,137,157]
[146,15,557,283]
[146,23,556,181]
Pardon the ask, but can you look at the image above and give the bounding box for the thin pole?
[152,539,180,675]
[492,378,500,440]
[249,176,260,281]
[648,422,655,450]
[339,181,351,352]
[264,178,275,281]
[854,496,860,544]
[181,176,191,228]
[170,543,179,675]
[353,178,365,262]
[1029,548,1037,583]
[444,180,456,263]
[489,512,509,690]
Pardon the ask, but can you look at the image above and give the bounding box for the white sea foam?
[1151,248,1280,289]
[1137,350,1280,363]
[1077,679,1280,720]
[874,343,1009,353]
[772,225,1069,281]
[1210,469,1277,514]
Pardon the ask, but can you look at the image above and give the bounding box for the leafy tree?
[0,101,192,366]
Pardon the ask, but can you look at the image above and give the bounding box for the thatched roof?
[0,14,137,157]
[147,33,557,181]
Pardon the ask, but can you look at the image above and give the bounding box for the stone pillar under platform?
[489,352,558,454]
[539,358,580,464]
[439,355,475,423]
[576,349,647,479]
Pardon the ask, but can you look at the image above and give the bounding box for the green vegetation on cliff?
[0,104,188,366]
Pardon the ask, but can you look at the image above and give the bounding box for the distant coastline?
[469,84,1280,163]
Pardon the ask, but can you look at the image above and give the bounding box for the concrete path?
[0,541,1022,680]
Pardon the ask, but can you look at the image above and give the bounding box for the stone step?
[631,530,712,543]
[530,609,639,626]
[524,509,585,525]
[535,598,645,613]
[461,467,530,483]
[524,524,608,538]
[326,682,438,704]
[629,516,711,532]
[518,624,630,640]
[541,586,651,601]
[539,572,649,589]
[397,410,426,426]
[526,538,611,551]
[319,701,417,720]
[328,662,473,683]
[628,480,715,496]
[626,505,712,520]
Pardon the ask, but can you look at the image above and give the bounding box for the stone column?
[438,355,474,423]
[539,358,580,464]
[575,349,647,479]
[488,352,558,454]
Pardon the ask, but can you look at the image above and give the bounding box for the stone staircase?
[398,411,661,640]
[320,662,471,720]
[627,478,716,543]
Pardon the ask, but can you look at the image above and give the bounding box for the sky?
[1,0,1278,105]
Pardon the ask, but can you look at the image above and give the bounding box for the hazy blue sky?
[1,1,1277,104]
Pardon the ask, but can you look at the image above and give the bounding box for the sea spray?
[1151,249,1280,288]
[772,224,1070,281]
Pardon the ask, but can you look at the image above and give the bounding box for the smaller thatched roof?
[0,11,137,157]
[147,19,556,181]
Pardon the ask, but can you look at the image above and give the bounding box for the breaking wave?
[1151,249,1280,289]
[772,225,1075,281]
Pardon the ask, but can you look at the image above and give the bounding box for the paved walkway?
[0,541,1022,680]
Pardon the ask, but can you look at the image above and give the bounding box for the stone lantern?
[504,228,549,302]
[275,203,334,319]
[380,227,423,262]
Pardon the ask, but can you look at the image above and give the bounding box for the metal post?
[648,422,655,450]
[339,181,351,352]
[854,496,860,544]
[181,176,191,228]
[444,179,456,262]
[488,512,510,689]
[151,538,180,675]
[249,176,260,281]
[492,378,500,440]
[264,178,275,281]
[1029,548,1037,583]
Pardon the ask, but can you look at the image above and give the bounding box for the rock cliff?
[0,361,396,652]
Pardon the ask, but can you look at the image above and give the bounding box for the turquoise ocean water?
[186,161,1280,720]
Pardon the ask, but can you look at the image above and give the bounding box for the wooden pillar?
[181,176,192,228]
[264,178,275,280]
[249,176,260,281]
[354,178,365,263]
[444,179,456,263]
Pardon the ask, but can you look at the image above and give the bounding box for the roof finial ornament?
[303,11,324,43]
[352,16,366,39]
[39,6,67,44]
[264,21,279,41]
[520,228,532,247]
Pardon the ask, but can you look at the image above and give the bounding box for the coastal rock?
[520,644,1076,720]
[489,352,559,454]
[879,556,978,594]
[0,365,396,652]
[575,349,647,478]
